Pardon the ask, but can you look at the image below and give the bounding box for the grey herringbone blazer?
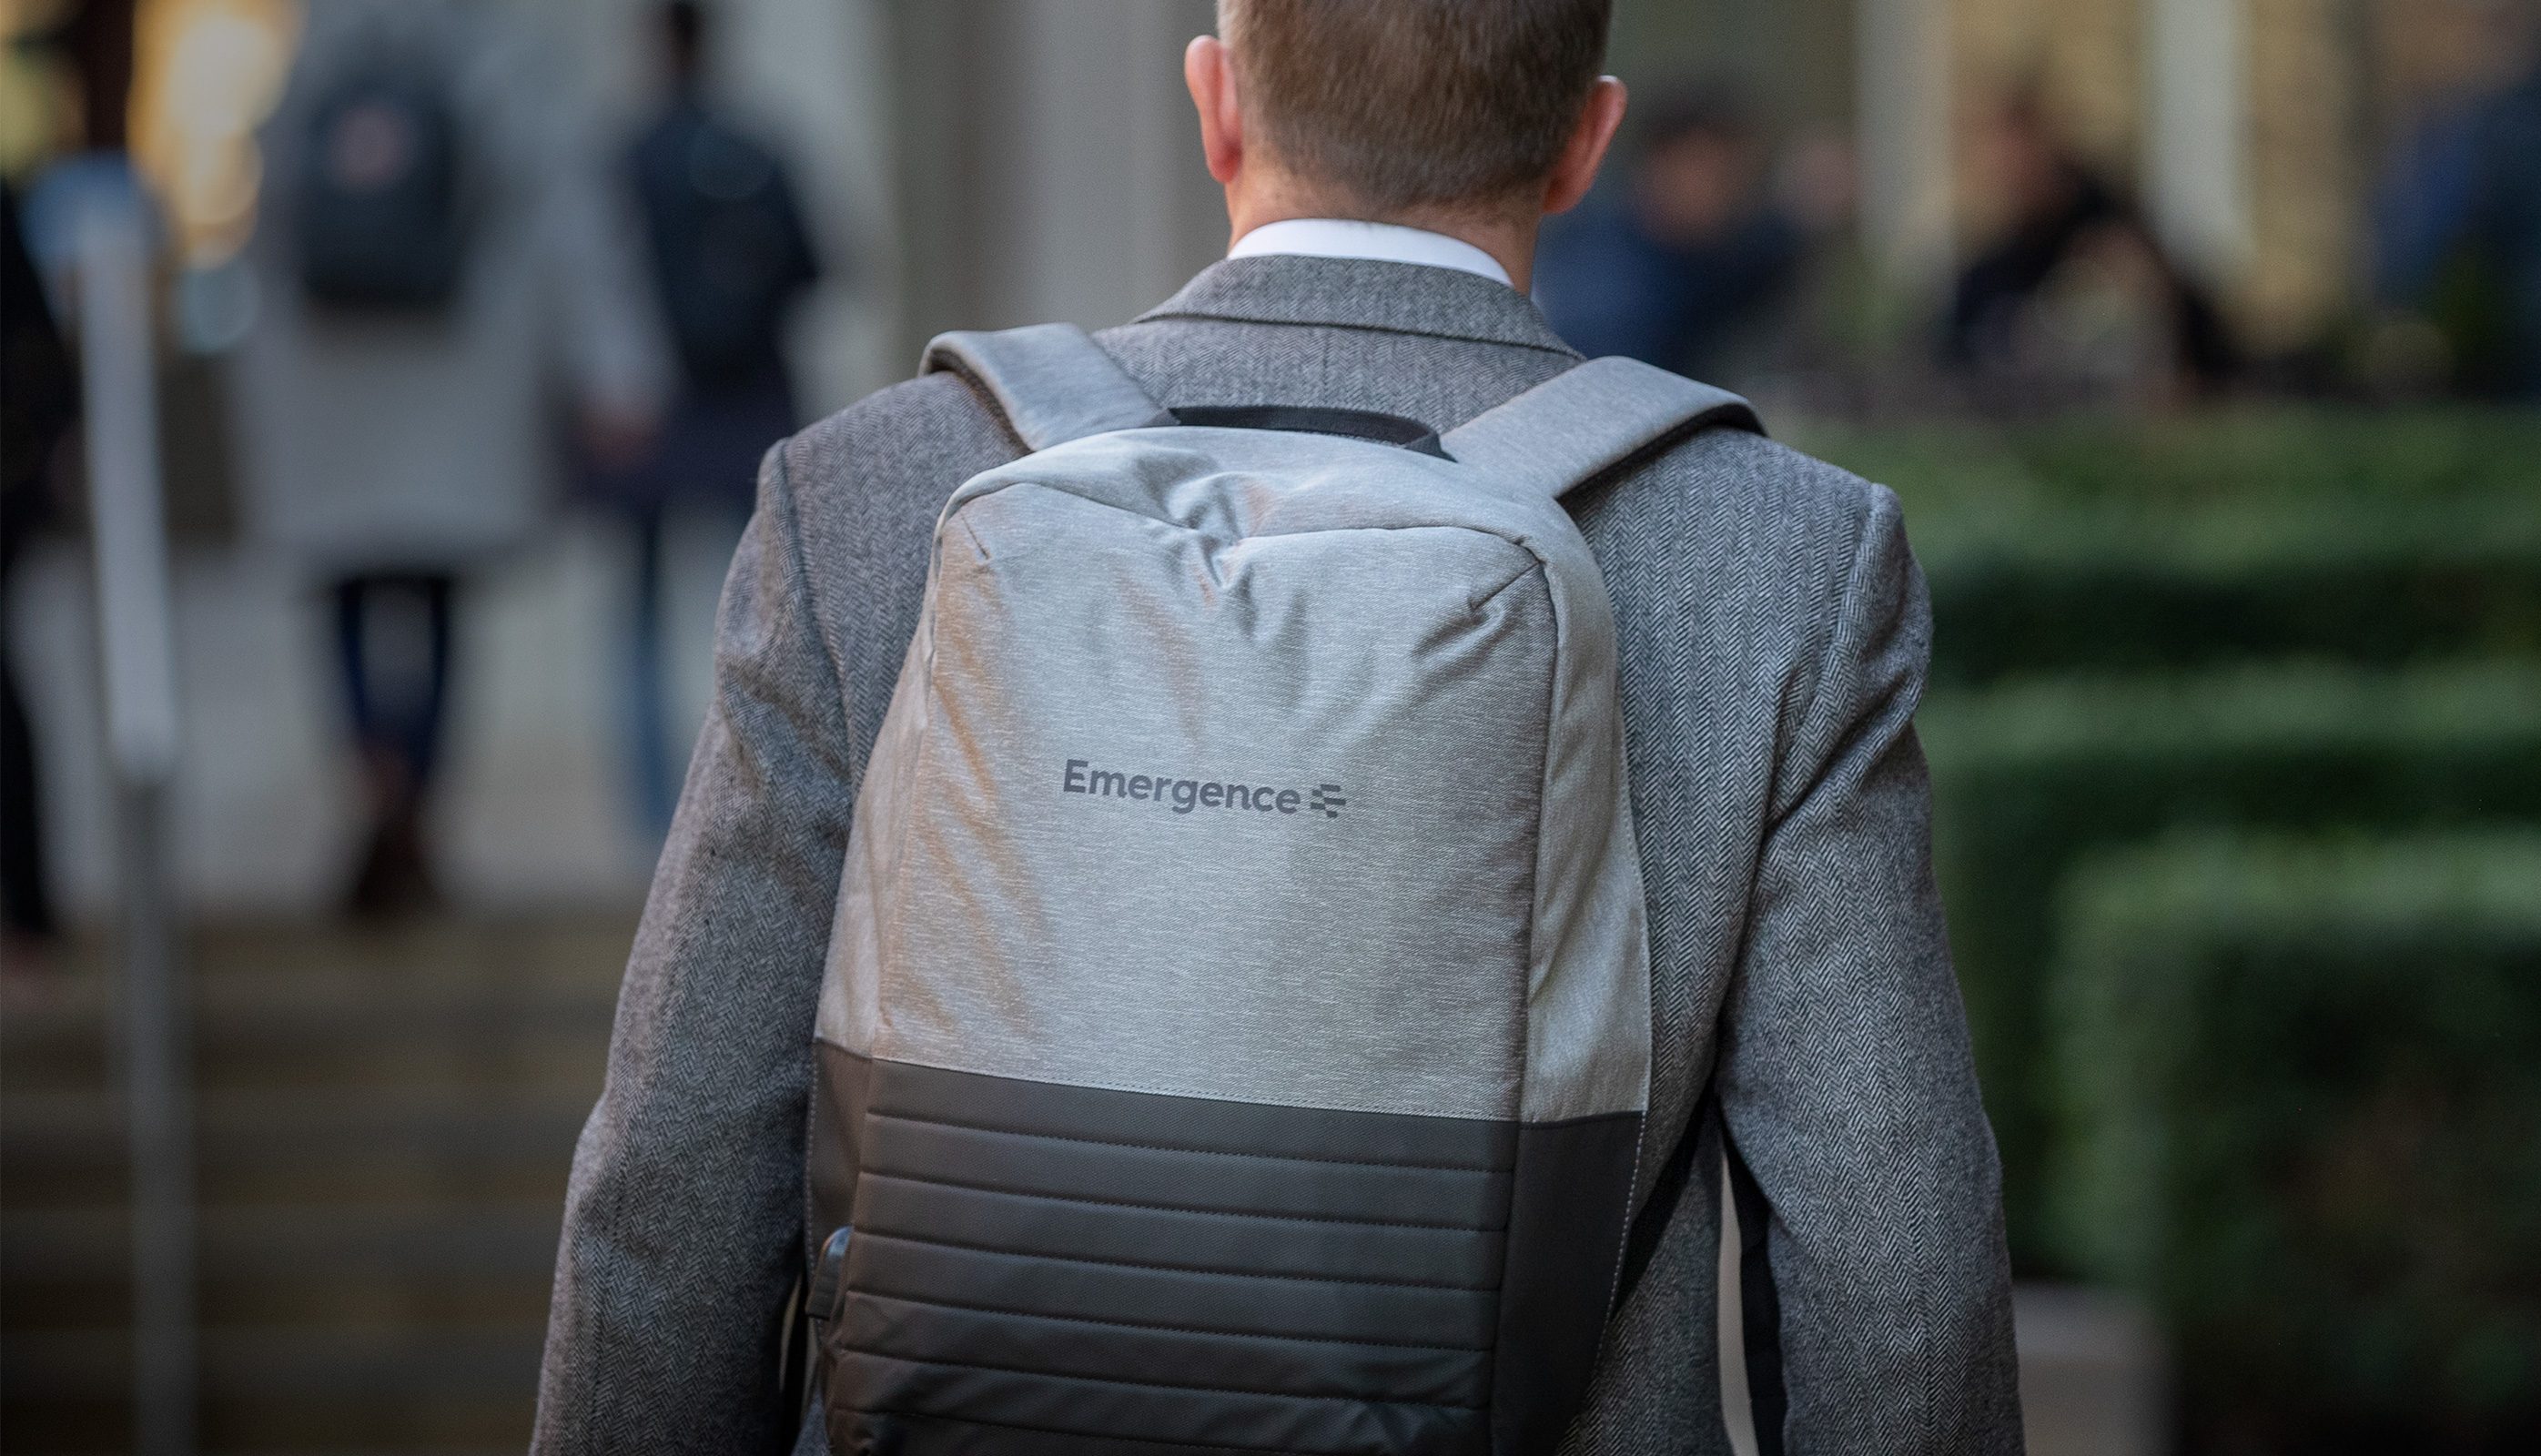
[534,256,2023,1454]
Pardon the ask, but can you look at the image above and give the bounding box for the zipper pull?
[808,1225,853,1331]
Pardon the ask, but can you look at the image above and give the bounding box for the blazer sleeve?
[534,443,854,1453]
[1714,487,2025,1453]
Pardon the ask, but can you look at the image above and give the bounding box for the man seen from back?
[535,3,2022,1451]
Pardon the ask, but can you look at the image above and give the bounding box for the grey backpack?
[806,324,1759,1455]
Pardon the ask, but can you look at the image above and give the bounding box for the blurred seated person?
[1534,85,1848,382]
[591,0,824,836]
[2371,43,2541,399]
[1944,92,2236,408]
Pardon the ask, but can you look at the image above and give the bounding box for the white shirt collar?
[1227,217,1513,288]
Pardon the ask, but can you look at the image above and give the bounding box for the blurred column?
[1856,0,1955,283]
[2145,0,2255,287]
[886,0,1222,355]
[724,0,896,410]
[1124,1,1220,312]
[2242,0,2364,351]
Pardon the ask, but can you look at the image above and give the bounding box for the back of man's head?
[1220,0,1615,216]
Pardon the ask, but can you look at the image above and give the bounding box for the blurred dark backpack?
[632,105,817,388]
[296,46,471,311]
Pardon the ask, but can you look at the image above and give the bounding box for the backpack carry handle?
[1167,404,1450,458]
[1442,356,1763,500]
[922,323,1170,451]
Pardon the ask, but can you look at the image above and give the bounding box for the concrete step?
[2,1325,546,1401]
[3,918,627,1093]
[0,915,634,1453]
[0,1326,541,1452]
[2,1200,562,1338]
[2,916,620,1103]
[2,1087,592,1209]
[17,916,637,981]
[3,994,613,1096]
[2,917,628,1451]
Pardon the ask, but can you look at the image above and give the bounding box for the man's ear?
[1543,76,1628,216]
[1186,35,1245,186]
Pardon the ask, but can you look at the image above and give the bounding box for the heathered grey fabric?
[827,439,1552,1119]
[1441,355,1758,500]
[820,404,1660,1123]
[921,325,1169,450]
[534,255,2023,1455]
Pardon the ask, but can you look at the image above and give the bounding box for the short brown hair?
[1221,0,1614,214]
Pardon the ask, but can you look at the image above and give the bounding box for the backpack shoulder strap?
[1441,356,1764,499]
[920,323,1170,452]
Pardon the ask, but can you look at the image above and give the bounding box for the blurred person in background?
[2372,29,2541,399]
[235,0,666,915]
[2,0,137,972]
[1534,84,1851,383]
[2,181,76,972]
[590,0,822,838]
[1944,90,2236,409]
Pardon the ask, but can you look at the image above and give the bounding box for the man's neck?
[1227,185,1541,292]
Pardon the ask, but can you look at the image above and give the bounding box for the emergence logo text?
[1061,759,1345,820]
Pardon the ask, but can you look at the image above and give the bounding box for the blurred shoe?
[347,808,440,920]
[0,928,66,1010]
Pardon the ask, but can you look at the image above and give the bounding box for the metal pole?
[74,177,195,1456]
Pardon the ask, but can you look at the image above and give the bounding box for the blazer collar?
[1137,254,1581,358]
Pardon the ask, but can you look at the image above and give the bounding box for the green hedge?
[1911,506,2541,684]
[1794,410,2541,683]
[1918,662,2541,1268]
[2050,832,2541,1452]
[1797,408,2541,513]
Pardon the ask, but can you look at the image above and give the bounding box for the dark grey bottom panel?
[833,1350,1486,1455]
[833,1408,1302,1456]
[841,1288,1487,1405]
[851,1169,1506,1289]
[810,1044,873,1260]
[812,1049,1637,1456]
[1490,1113,1643,1454]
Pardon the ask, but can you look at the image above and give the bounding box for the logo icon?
[1308,784,1346,819]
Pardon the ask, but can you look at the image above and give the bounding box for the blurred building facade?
[8,0,2527,916]
[890,0,2536,379]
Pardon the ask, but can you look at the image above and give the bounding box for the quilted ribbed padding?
[821,1058,1516,1455]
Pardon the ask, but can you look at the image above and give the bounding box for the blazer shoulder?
[778,371,1015,519]
[1666,427,1897,553]
[769,372,1019,607]
[753,372,1022,701]
[1589,425,1901,604]
[1584,422,1915,730]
